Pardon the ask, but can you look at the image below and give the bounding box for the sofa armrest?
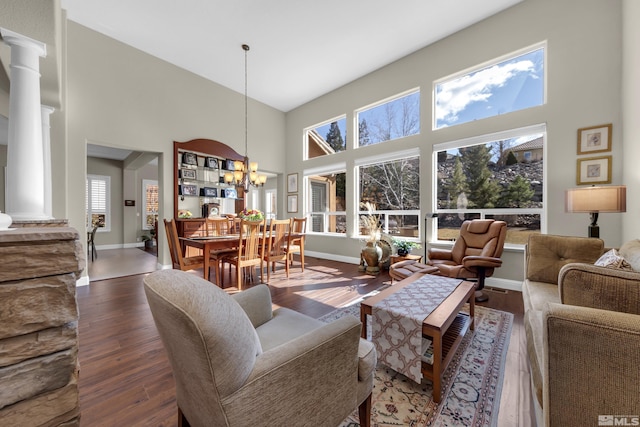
[221,315,363,426]
[543,303,640,426]
[232,284,273,327]
[558,263,640,315]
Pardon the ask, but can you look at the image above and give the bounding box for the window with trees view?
[434,45,545,129]
[306,168,346,234]
[358,150,420,237]
[86,174,110,231]
[434,125,545,245]
[305,117,347,159]
[357,90,420,146]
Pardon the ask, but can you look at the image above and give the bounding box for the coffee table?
[360,273,475,403]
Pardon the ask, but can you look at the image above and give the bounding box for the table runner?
[372,275,462,383]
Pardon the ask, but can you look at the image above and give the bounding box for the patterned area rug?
[319,295,513,427]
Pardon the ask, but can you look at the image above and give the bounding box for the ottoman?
[389,260,439,282]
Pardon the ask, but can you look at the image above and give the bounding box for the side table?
[390,253,423,265]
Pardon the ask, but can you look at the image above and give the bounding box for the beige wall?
[285,0,626,283]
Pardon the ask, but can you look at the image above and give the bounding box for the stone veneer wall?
[0,225,84,426]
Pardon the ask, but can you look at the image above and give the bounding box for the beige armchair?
[144,270,375,427]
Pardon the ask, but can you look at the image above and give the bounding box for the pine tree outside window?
[433,124,545,246]
[304,116,347,160]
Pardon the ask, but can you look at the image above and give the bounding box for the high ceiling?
[61,0,522,112]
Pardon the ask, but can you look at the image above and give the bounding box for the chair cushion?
[389,260,439,281]
[256,307,325,352]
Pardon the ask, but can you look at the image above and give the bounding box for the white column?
[0,28,49,220]
[41,105,55,218]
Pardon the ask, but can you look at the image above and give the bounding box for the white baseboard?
[76,276,90,287]
[305,250,360,265]
[96,243,144,250]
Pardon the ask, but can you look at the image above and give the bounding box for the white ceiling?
[60,0,522,113]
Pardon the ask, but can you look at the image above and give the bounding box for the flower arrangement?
[360,202,381,243]
[178,210,192,219]
[392,238,421,256]
[239,208,264,221]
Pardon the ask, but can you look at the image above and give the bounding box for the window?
[433,124,545,245]
[357,89,420,146]
[304,116,347,159]
[357,149,420,237]
[305,165,346,234]
[142,179,158,230]
[86,174,110,231]
[265,189,277,219]
[434,44,545,129]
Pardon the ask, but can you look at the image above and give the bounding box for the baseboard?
[305,250,361,265]
[485,277,522,292]
[76,276,90,287]
[95,243,144,250]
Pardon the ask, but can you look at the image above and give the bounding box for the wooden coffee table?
[360,273,475,403]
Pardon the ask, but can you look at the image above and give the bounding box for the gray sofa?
[522,234,640,427]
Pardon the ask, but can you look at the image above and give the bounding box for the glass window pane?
[357,91,420,146]
[308,171,346,234]
[306,117,347,159]
[486,213,541,245]
[435,47,544,129]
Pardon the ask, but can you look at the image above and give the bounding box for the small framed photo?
[223,188,238,199]
[180,168,197,180]
[225,159,236,171]
[200,187,217,197]
[205,157,219,169]
[182,152,198,166]
[577,124,612,155]
[577,156,612,185]
[287,173,298,193]
[287,194,298,213]
[179,184,198,196]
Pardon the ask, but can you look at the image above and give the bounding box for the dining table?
[179,232,305,283]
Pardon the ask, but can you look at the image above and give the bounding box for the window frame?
[355,87,420,148]
[142,179,158,231]
[304,163,347,235]
[433,42,546,130]
[86,174,111,232]
[431,123,546,248]
[356,148,421,240]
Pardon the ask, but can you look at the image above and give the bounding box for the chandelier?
[224,44,267,192]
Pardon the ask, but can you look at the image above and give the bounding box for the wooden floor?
[77,257,535,427]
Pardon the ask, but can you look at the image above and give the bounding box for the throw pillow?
[619,239,640,272]
[595,248,633,271]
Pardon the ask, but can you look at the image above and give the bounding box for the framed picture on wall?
[287,173,298,193]
[287,194,298,213]
[577,155,612,185]
[577,124,612,155]
[179,184,198,196]
[205,157,219,169]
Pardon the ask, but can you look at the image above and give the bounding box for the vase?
[361,241,383,275]
[397,248,408,257]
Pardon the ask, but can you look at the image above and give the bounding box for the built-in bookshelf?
[173,139,246,219]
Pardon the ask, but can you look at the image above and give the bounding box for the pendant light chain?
[243,44,249,159]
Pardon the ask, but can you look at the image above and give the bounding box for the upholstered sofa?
[523,234,640,427]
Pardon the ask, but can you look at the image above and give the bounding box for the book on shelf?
[421,337,434,365]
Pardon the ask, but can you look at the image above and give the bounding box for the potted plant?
[141,232,154,249]
[393,238,421,257]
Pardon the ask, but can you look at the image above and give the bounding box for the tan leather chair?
[428,219,507,301]
[144,269,375,427]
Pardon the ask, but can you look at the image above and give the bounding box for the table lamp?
[565,185,626,238]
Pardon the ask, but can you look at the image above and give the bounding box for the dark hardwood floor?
[77,256,534,426]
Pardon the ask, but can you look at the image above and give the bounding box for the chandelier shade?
[224,43,266,192]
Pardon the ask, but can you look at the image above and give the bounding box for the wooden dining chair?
[263,218,291,283]
[87,225,99,262]
[164,219,208,275]
[205,217,237,286]
[286,217,307,272]
[222,218,265,290]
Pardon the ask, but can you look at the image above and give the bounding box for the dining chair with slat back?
[205,217,237,285]
[287,217,307,271]
[164,219,206,273]
[222,218,265,290]
[263,218,291,283]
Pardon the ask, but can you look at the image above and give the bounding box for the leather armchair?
[144,269,375,427]
[428,219,507,301]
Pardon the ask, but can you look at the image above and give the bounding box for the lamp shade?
[565,185,626,213]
